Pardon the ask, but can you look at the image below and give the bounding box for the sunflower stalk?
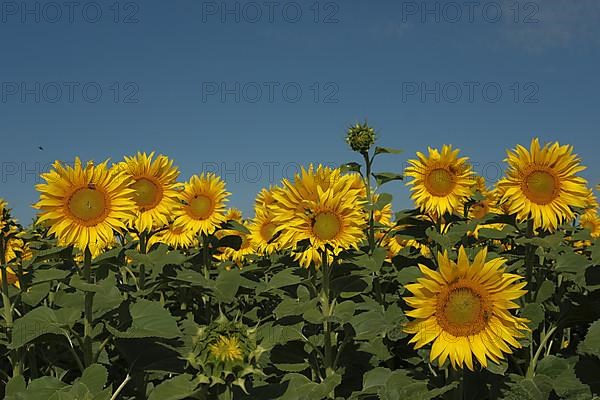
[138,230,148,290]
[319,250,336,393]
[82,247,95,367]
[1,236,21,377]
[525,219,535,302]
[362,151,376,255]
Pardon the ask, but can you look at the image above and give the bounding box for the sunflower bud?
[345,122,376,153]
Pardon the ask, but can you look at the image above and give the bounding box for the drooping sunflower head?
[34,158,136,251]
[405,145,475,217]
[208,335,244,363]
[118,152,181,232]
[272,165,366,268]
[148,223,198,249]
[383,227,430,259]
[497,138,589,231]
[173,173,230,236]
[404,246,529,370]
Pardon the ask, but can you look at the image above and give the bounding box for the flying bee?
[87,182,96,190]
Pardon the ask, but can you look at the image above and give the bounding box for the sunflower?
[4,235,32,264]
[118,152,180,232]
[271,165,366,268]
[225,208,243,222]
[35,158,136,251]
[173,173,229,236]
[405,145,475,217]
[384,228,430,259]
[148,223,198,249]
[0,266,21,289]
[248,206,280,255]
[255,187,276,207]
[208,335,244,362]
[497,138,589,231]
[404,247,529,370]
[580,210,600,239]
[373,194,393,227]
[216,221,255,267]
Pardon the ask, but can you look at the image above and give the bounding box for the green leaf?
[521,303,545,331]
[340,162,361,173]
[218,234,243,250]
[214,268,242,302]
[11,307,65,349]
[536,356,591,399]
[148,374,200,400]
[79,364,108,395]
[107,300,181,339]
[227,220,250,234]
[373,172,403,186]
[535,280,555,303]
[374,146,403,155]
[556,252,590,274]
[30,268,70,285]
[578,319,600,358]
[5,375,26,397]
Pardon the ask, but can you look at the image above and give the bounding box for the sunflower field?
[1,124,600,400]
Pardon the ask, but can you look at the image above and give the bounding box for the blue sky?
[1,0,599,224]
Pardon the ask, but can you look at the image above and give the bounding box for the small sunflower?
[404,247,529,370]
[208,335,244,363]
[173,173,229,236]
[34,158,136,251]
[216,223,255,267]
[225,208,243,222]
[497,138,589,231]
[271,165,366,268]
[255,187,276,207]
[580,210,600,238]
[0,266,21,289]
[149,223,198,249]
[119,152,181,232]
[384,229,430,259]
[405,145,475,217]
[248,206,279,255]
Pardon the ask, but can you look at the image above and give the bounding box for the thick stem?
[362,152,376,255]
[138,231,147,290]
[320,251,335,397]
[525,219,535,302]
[1,238,20,376]
[83,247,94,367]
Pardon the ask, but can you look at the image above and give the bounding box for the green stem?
[362,152,375,255]
[139,231,147,290]
[1,238,21,377]
[525,219,535,302]
[83,247,94,367]
[320,251,335,397]
[526,326,557,378]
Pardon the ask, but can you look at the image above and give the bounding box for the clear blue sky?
[1,0,599,224]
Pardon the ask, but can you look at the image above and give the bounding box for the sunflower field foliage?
[1,127,600,400]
